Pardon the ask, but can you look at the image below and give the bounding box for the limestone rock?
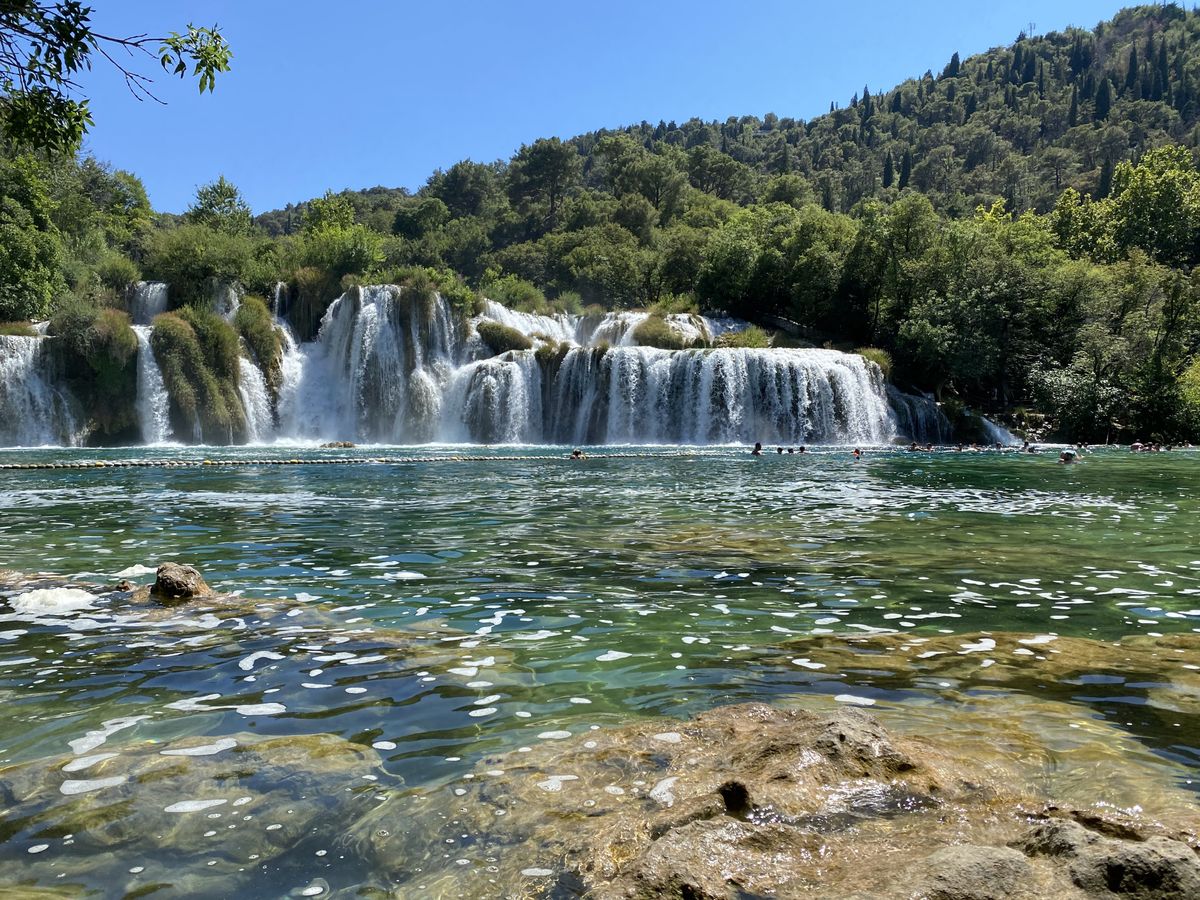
[151,562,211,601]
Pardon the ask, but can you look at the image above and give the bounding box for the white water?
[129,282,169,326]
[0,335,78,446]
[3,285,956,447]
[238,356,273,442]
[132,326,172,444]
[982,416,1020,446]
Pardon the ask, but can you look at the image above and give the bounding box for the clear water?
[1,445,1198,897]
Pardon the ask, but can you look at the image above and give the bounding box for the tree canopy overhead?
[0,2,230,154]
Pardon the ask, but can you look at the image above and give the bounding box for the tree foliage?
[0,3,230,154]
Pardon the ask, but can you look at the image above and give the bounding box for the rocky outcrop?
[150,562,211,601]
[354,703,1200,898]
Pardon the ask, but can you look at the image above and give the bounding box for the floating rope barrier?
[0,452,691,471]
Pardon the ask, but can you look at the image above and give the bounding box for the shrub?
[477,320,533,355]
[716,325,772,349]
[649,293,700,316]
[234,295,283,399]
[856,346,893,379]
[94,252,141,293]
[483,273,546,313]
[142,223,261,307]
[631,314,690,350]
[151,308,246,443]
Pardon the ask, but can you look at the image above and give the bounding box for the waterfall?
[0,335,78,446]
[981,416,1019,445]
[2,284,966,447]
[213,282,241,321]
[886,386,953,445]
[238,356,272,442]
[132,326,172,444]
[129,282,169,325]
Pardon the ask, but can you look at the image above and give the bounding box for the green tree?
[506,137,582,233]
[0,4,230,153]
[186,175,253,236]
[0,153,64,320]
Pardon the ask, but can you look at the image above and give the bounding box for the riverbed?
[0,445,1197,897]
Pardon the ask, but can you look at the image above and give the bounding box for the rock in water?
[352,702,1200,898]
[151,563,211,601]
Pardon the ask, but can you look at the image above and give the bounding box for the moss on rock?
[233,295,283,402]
[477,320,533,355]
[150,308,247,443]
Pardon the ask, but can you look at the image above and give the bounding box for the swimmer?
[798,446,807,453]
[852,448,862,460]
[752,442,762,456]
[777,447,784,454]
[1059,449,1077,464]
[787,447,794,454]
[570,448,586,459]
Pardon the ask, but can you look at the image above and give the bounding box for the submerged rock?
[353,702,1200,898]
[151,562,211,601]
[0,732,385,897]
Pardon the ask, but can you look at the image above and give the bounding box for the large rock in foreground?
[355,703,1200,898]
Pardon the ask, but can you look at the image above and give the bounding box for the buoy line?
[0,452,690,471]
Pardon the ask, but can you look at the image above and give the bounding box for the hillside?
[260,4,1200,224]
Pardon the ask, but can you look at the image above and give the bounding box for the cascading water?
[3,284,957,447]
[886,386,953,445]
[238,356,273,442]
[0,335,78,446]
[129,282,169,325]
[132,325,172,444]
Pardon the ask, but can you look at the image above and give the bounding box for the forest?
[4,3,1200,442]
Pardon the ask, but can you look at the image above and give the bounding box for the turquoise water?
[1,445,1198,896]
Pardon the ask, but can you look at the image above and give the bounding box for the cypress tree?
[945,51,961,78]
[882,152,894,188]
[1069,34,1084,77]
[985,59,995,81]
[1082,71,1095,101]
[1125,44,1139,94]
[891,91,902,113]
[1069,84,1079,127]
[965,92,977,118]
[1022,51,1037,84]
[1038,62,1045,98]
[899,149,913,189]
[1097,154,1114,199]
[1095,77,1112,120]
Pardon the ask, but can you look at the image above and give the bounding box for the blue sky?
[76,1,1132,213]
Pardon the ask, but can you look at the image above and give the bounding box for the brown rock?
[151,562,211,601]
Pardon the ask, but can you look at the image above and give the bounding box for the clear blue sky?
[76,0,1133,213]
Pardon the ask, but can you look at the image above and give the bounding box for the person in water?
[570,448,586,459]
[798,445,807,453]
[752,442,762,456]
[777,447,784,454]
[1059,448,1077,464]
[852,448,862,460]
